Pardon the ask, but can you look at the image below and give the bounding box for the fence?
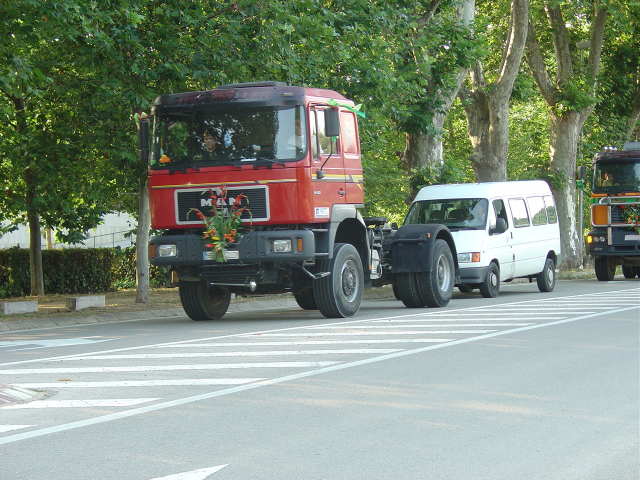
[52,230,135,249]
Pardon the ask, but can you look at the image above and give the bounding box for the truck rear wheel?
[293,288,317,310]
[622,265,637,279]
[394,273,425,308]
[415,239,454,307]
[179,281,231,321]
[313,243,364,318]
[594,257,616,281]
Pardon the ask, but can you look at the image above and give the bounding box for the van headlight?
[158,244,178,257]
[457,252,480,263]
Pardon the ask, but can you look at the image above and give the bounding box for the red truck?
[141,82,459,320]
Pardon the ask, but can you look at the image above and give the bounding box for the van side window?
[509,198,530,227]
[527,196,548,225]
[543,195,558,224]
[492,199,509,226]
[310,108,338,159]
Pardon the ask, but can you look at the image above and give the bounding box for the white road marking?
[3,288,637,368]
[475,309,595,314]
[423,312,565,317]
[148,464,228,480]
[1,398,158,409]
[0,338,113,351]
[155,339,453,347]
[253,330,497,337]
[13,379,265,388]
[0,361,339,375]
[0,425,33,433]
[64,349,400,361]
[371,317,564,323]
[0,304,635,446]
[305,323,532,329]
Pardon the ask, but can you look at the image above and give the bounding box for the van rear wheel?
[536,257,556,292]
[479,262,500,298]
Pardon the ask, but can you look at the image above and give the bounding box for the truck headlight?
[158,244,178,257]
[457,252,480,263]
[272,239,292,253]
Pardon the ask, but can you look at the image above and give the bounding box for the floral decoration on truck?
[189,188,251,262]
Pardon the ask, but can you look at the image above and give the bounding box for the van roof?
[414,180,552,202]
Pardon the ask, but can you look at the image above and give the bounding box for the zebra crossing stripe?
[306,324,532,329]
[63,349,401,361]
[0,425,33,433]
[155,339,453,348]
[12,379,266,388]
[1,398,158,409]
[253,330,496,337]
[0,361,339,376]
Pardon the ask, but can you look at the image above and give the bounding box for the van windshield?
[405,198,488,230]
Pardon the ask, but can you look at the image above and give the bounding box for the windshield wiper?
[448,226,481,230]
[252,154,286,167]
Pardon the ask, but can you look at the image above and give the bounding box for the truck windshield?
[405,198,488,230]
[150,105,307,168]
[593,160,640,194]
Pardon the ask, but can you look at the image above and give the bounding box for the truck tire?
[594,257,616,281]
[313,243,364,318]
[479,262,500,298]
[394,273,425,308]
[622,265,636,279]
[293,288,317,310]
[536,257,556,292]
[179,281,231,321]
[414,239,455,307]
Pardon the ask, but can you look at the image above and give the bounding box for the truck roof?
[153,82,351,111]
[414,180,553,202]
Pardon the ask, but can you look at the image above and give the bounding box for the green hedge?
[0,247,171,298]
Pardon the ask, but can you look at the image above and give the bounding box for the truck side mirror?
[324,108,340,138]
[139,117,150,164]
[576,165,586,180]
[490,218,508,235]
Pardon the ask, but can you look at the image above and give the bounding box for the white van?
[406,180,561,297]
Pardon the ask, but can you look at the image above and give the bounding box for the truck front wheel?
[179,281,231,321]
[293,288,317,310]
[594,257,616,281]
[622,265,637,279]
[313,243,364,318]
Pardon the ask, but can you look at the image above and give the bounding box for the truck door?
[310,106,346,218]
[339,111,364,205]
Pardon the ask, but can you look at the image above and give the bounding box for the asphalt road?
[1,279,638,480]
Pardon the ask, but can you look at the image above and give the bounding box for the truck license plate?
[624,234,640,241]
[223,250,239,260]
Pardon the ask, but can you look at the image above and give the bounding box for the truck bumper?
[150,230,316,267]
[588,228,640,264]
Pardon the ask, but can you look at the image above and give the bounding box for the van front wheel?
[536,257,556,292]
[479,262,500,298]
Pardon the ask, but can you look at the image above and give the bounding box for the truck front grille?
[175,186,269,224]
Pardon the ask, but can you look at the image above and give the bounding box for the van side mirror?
[139,117,150,164]
[491,218,508,235]
[324,108,340,137]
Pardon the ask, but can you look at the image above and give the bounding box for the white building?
[0,213,137,249]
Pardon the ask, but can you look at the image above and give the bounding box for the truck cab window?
[311,108,338,160]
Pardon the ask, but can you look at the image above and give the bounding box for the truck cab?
[587,142,640,280]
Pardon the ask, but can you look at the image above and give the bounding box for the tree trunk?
[135,176,151,304]
[548,112,584,269]
[464,92,509,181]
[26,177,45,296]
